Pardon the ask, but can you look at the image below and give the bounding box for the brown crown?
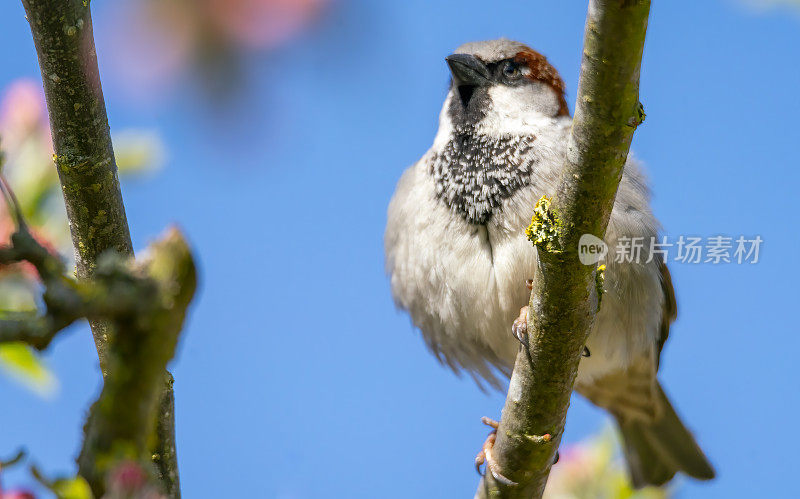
[513,50,569,117]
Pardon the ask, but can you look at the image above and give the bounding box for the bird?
[384,38,715,488]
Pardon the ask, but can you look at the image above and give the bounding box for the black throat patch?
[430,126,536,225]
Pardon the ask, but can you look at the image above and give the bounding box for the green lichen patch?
[627,101,646,128]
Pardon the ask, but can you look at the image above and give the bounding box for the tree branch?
[21,1,182,495]
[78,228,196,497]
[0,214,196,496]
[475,1,651,497]
[0,223,85,350]
[20,0,132,296]
[0,222,159,353]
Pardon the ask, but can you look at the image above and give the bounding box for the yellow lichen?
[595,264,606,307]
[525,195,561,251]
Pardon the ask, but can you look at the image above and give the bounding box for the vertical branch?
[475,1,651,497]
[22,0,131,364]
[21,1,180,495]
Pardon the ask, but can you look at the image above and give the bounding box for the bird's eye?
[503,62,521,79]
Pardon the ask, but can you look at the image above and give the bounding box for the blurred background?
[0,0,798,497]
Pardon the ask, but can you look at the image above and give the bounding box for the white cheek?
[479,85,562,136]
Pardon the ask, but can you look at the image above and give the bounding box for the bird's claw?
[511,306,529,345]
[475,417,518,486]
[480,416,499,430]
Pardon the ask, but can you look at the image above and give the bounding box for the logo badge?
[578,234,607,265]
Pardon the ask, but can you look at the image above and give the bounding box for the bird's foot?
[511,306,529,345]
[475,417,517,486]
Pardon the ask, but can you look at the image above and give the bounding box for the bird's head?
[442,39,569,131]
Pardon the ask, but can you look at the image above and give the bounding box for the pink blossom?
[100,0,331,96]
[108,461,148,492]
[0,80,51,154]
[207,0,329,49]
[0,491,36,499]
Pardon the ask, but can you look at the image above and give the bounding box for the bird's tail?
[615,383,715,488]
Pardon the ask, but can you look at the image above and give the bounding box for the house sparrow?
[384,39,714,488]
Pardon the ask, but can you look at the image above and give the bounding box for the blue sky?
[1,0,798,497]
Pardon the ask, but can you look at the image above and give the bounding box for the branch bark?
[21,1,181,495]
[0,220,162,353]
[475,1,651,497]
[0,214,124,351]
[78,228,196,497]
[0,208,195,496]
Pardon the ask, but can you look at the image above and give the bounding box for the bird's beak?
[446,53,490,107]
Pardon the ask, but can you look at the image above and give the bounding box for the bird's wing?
[576,355,659,422]
[576,258,676,421]
[657,259,677,368]
[579,261,713,487]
